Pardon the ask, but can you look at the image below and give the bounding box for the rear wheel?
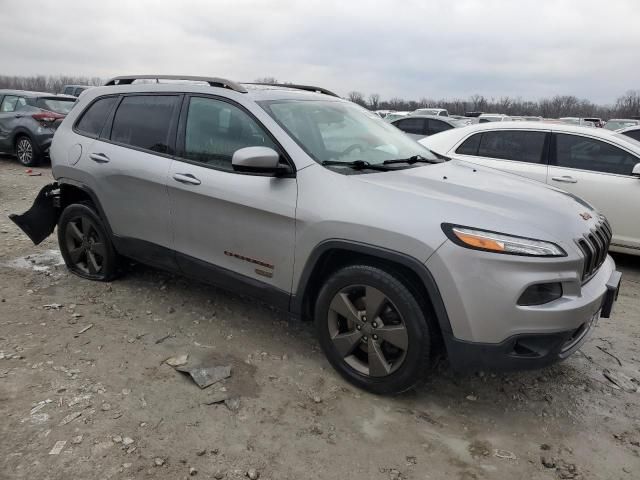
[57,203,119,281]
[15,135,41,167]
[315,265,432,394]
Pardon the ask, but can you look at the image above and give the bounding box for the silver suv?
[11,75,622,394]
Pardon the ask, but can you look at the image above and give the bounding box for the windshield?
[605,120,638,131]
[260,100,437,166]
[37,98,76,115]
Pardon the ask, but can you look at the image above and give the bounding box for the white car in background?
[383,111,410,123]
[478,113,512,123]
[421,122,640,255]
[618,125,640,142]
[413,108,449,117]
[605,119,640,131]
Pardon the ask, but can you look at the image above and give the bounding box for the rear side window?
[110,95,180,154]
[554,133,639,176]
[394,117,426,135]
[428,119,453,136]
[76,97,118,137]
[1,96,19,112]
[456,134,481,155]
[477,130,547,163]
[182,96,277,170]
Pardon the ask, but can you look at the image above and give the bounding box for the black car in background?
[0,90,76,166]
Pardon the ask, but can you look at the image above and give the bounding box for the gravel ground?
[1,157,639,480]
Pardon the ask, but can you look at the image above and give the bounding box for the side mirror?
[632,163,640,178]
[232,147,291,176]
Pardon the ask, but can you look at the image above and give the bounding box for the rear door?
[166,95,297,304]
[548,132,640,250]
[0,95,21,151]
[80,94,181,268]
[451,129,550,182]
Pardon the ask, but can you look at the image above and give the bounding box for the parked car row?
[421,122,640,255]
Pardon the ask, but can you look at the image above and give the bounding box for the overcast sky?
[1,0,638,104]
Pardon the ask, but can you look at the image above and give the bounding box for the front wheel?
[57,203,119,281]
[16,135,41,167]
[314,265,433,394]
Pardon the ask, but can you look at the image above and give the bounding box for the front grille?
[576,217,612,281]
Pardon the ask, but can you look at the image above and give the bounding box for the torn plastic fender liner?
[9,182,61,245]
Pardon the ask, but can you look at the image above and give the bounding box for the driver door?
[167,95,298,307]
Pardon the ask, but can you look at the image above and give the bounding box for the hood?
[355,159,601,245]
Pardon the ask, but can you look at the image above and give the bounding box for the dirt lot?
[0,157,639,480]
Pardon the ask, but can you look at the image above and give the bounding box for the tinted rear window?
[110,95,180,154]
[76,96,118,137]
[394,117,426,135]
[37,98,76,115]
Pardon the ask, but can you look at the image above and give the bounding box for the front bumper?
[426,239,621,370]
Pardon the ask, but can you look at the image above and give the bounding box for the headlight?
[442,224,566,257]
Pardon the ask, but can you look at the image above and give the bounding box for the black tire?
[57,203,119,281]
[15,135,41,167]
[314,265,432,395]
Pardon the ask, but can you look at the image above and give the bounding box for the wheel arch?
[58,180,114,237]
[291,240,453,338]
[12,127,37,149]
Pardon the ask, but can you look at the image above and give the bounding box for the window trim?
[174,93,296,177]
[72,94,121,140]
[549,131,640,178]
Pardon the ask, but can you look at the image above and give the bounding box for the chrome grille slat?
[576,218,611,282]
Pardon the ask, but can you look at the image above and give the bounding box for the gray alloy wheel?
[16,137,34,166]
[64,215,107,275]
[327,284,409,377]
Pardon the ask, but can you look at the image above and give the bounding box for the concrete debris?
[204,392,229,405]
[176,364,231,389]
[112,435,123,443]
[165,354,189,367]
[75,324,94,336]
[59,411,82,426]
[494,449,517,460]
[122,437,134,446]
[101,403,112,411]
[71,435,83,445]
[603,369,639,393]
[189,466,198,476]
[224,397,241,412]
[42,303,63,310]
[154,457,165,466]
[49,440,67,455]
[246,469,260,479]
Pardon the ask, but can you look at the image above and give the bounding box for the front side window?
[0,96,19,112]
[554,133,639,176]
[76,96,118,137]
[110,95,180,154]
[261,100,437,165]
[182,97,277,170]
[477,130,546,163]
[395,117,426,135]
[64,87,74,95]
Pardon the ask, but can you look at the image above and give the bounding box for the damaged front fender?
[9,182,61,245]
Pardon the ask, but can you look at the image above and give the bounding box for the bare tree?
[347,91,366,107]
[368,93,380,110]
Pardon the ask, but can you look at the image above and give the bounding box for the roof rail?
[245,83,339,97]
[104,75,247,93]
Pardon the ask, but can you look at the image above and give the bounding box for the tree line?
[1,75,638,119]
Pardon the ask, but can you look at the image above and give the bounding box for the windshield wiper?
[382,154,443,165]
[321,160,394,171]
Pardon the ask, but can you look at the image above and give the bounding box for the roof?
[0,89,76,99]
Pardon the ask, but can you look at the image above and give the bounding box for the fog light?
[518,283,563,306]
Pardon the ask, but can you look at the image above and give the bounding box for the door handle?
[551,175,578,184]
[173,173,201,185]
[15,114,24,119]
[89,153,110,163]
